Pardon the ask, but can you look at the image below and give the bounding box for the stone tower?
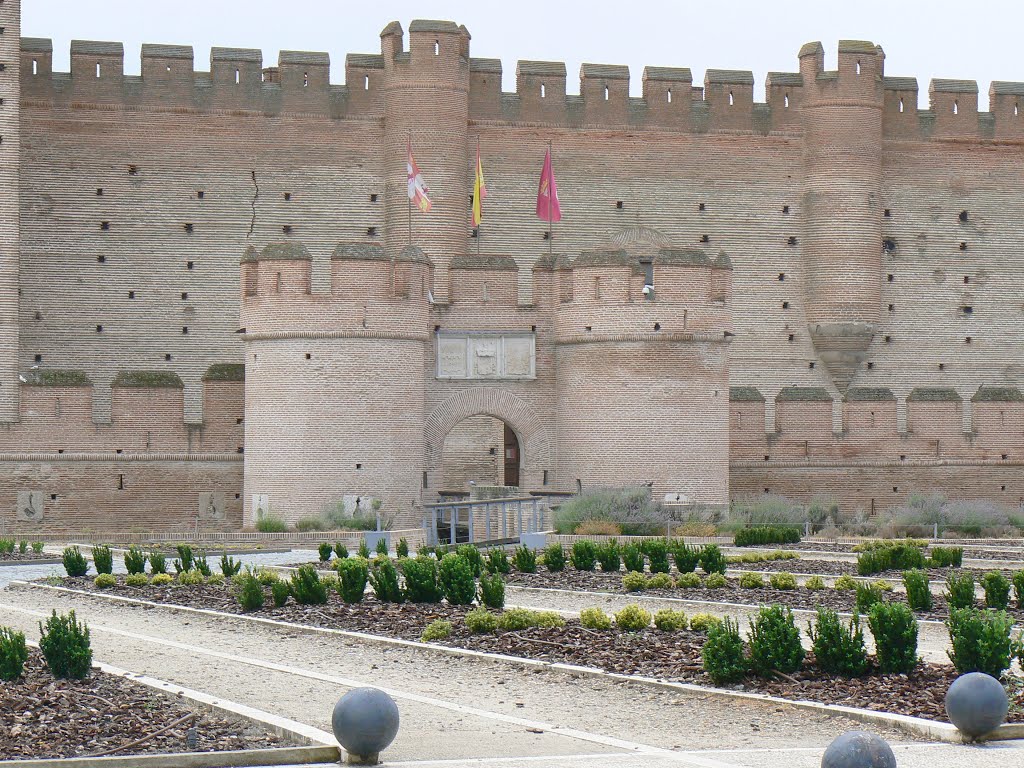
[799,41,885,392]
[0,0,20,422]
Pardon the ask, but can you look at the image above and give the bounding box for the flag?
[471,143,487,227]
[407,142,432,213]
[536,146,561,222]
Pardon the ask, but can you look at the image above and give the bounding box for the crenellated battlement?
[15,31,1024,140]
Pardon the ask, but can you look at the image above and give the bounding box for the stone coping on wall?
[843,387,897,402]
[907,387,963,402]
[972,386,1024,402]
[776,386,832,402]
[202,363,245,382]
[111,370,185,389]
[729,386,765,402]
[21,369,92,387]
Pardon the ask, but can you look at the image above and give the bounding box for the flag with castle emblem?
[536,145,561,222]
[471,142,487,227]
[407,142,432,213]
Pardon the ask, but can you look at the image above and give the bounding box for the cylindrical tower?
[381,20,470,304]
[799,40,885,392]
[554,247,733,507]
[0,0,21,422]
[240,243,431,528]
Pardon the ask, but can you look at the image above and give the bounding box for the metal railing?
[424,496,547,546]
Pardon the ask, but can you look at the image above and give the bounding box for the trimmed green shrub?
[855,582,885,614]
[439,553,476,605]
[867,602,919,674]
[622,543,644,573]
[653,609,688,632]
[320,573,339,592]
[643,539,671,574]
[220,554,242,577]
[690,613,723,632]
[929,546,963,568]
[208,572,227,586]
[193,555,212,578]
[702,617,747,685]
[421,619,452,642]
[0,627,29,681]
[91,545,113,575]
[805,576,825,590]
[497,608,537,631]
[873,579,894,593]
[397,538,410,559]
[369,557,404,603]
[622,571,647,592]
[673,542,701,574]
[124,546,147,575]
[373,538,388,557]
[699,544,727,575]
[770,572,797,590]
[739,572,764,589]
[255,513,288,533]
[38,610,92,679]
[748,605,804,674]
[597,540,620,572]
[733,526,801,547]
[580,607,613,630]
[479,572,506,609]
[255,568,279,586]
[0,538,12,554]
[148,552,167,575]
[903,569,932,611]
[465,607,498,634]
[946,571,976,610]
[290,564,328,605]
[403,556,443,603]
[334,543,349,560]
[32,542,45,554]
[834,574,857,591]
[1014,570,1024,607]
[857,541,926,576]
[543,543,566,573]
[337,558,369,603]
[981,572,1011,610]
[677,572,702,588]
[614,604,651,631]
[647,573,673,590]
[271,580,290,608]
[704,572,727,589]
[571,540,598,571]
[456,545,485,577]
[534,611,566,629]
[513,545,537,573]
[946,608,1015,678]
[318,542,333,562]
[174,544,195,574]
[125,573,149,587]
[177,570,204,586]
[94,574,116,589]
[809,608,868,677]
[18,540,27,554]
[151,573,173,586]
[486,548,511,574]
[62,546,89,577]
[358,540,371,560]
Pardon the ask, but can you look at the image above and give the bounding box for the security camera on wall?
[642,284,653,295]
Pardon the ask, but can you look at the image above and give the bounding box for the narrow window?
[964,275,970,284]
[422,471,429,489]
[884,335,891,343]
[181,292,188,300]
[728,91,734,106]
[303,72,308,87]
[961,305,973,315]
[282,224,292,234]
[698,202,706,211]
[543,470,548,485]
[370,193,378,202]
[367,226,377,236]
[34,354,41,362]
[867,362,874,370]
[594,277,601,299]
[274,273,282,292]
[100,221,110,230]
[96,325,103,333]
[363,74,369,90]
[953,100,958,115]
[884,208,891,217]
[128,291,134,299]
[782,301,790,309]
[782,205,789,214]
[784,94,789,108]
[787,334,794,342]
[118,474,124,490]
[787,236,797,245]
[960,242,967,251]
[283,192,291,201]
[97,255,106,263]
[32,59,37,75]
[434,40,440,56]
[667,88,672,103]
[965,336,972,344]
[96,62,101,78]
[959,210,969,222]
[165,353,172,360]
[540,83,546,98]
[615,201,623,209]
[1016,103,1020,117]
[887,274,894,282]
[856,61,861,75]
[187,261,194,270]
[604,85,609,101]
[778,273,785,281]
[96,188,103,196]
[197,190,204,199]
[182,326,189,334]
[183,223,194,233]
[899,98,904,113]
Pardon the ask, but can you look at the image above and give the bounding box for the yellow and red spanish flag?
[536,145,561,222]
[471,142,487,227]
[407,141,432,213]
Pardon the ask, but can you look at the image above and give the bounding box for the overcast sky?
[22,0,1024,109]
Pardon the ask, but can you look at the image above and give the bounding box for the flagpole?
[547,140,553,258]
[408,130,413,248]
[476,136,482,256]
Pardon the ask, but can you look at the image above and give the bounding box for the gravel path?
[0,583,925,762]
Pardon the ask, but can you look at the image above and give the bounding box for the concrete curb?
[12,580,1023,745]
[0,558,62,568]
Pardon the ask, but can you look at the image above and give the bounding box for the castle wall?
[439,415,505,491]
[0,1,21,422]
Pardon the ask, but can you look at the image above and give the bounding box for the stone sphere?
[945,672,1008,739]
[821,731,896,768]
[332,687,400,758]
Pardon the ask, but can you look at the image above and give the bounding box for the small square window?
[34,354,41,363]
[97,255,106,263]
[165,353,172,361]
[128,290,135,299]
[778,273,785,281]
[883,208,891,217]
[782,301,790,309]
[96,324,103,332]
[698,203,706,211]
[808,361,815,369]
[787,334,794,342]
[615,201,623,209]
[100,221,110,230]
[181,292,188,300]
[96,188,103,196]
[283,192,291,201]
[367,226,377,236]
[128,165,138,175]
[184,223,194,233]
[182,326,189,334]
[700,234,710,243]
[197,191,204,199]
[782,205,789,214]
[282,225,293,234]
[787,236,797,245]
[305,353,311,360]
[187,261,194,270]
[370,193,378,203]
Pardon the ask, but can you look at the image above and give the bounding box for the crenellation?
[703,69,754,131]
[516,60,567,123]
[580,62,629,124]
[765,72,802,130]
[929,78,979,138]
[468,57,501,119]
[882,76,919,138]
[641,66,691,128]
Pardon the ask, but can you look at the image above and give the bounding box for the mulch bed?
[47,576,1024,725]
[0,552,58,563]
[731,558,1018,580]
[748,542,1024,563]
[1,651,297,760]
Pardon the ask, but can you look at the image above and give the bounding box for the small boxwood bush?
[38,610,92,679]
[32,542,45,554]
[704,572,727,589]
[457,544,485,577]
[834,574,857,591]
[748,605,804,675]
[809,608,868,677]
[690,613,723,632]
[397,538,410,559]
[677,572,702,588]
[318,542,333,562]
[643,539,671,574]
[699,544,727,575]
[369,557,404,603]
[151,573,173,586]
[62,546,89,577]
[255,568,279,586]
[857,541,926,576]
[739,572,764,589]
[702,617,746,685]
[929,546,963,568]
[867,602,919,674]
[903,569,932,611]
[337,557,370,603]
[653,609,688,632]
[945,571,976,610]
[148,552,167,575]
[439,553,476,605]
[334,543,349,560]
[125,573,149,587]
[981,572,1011,610]
[614,604,651,631]
[580,607,613,630]
[497,607,537,631]
[91,545,114,575]
[478,572,506,609]
[855,582,885,614]
[220,554,242,577]
[570,540,598,571]
[465,607,498,634]
[647,573,673,590]
[543,543,566,573]
[733,526,801,547]
[597,541,621,573]
[622,571,647,592]
[124,546,147,575]
[513,545,537,573]
[235,572,264,610]
[271,580,290,608]
[769,572,797,590]
[1014,570,1024,608]
[176,570,204,586]
[805,576,825,590]
[93,574,116,589]
[421,619,452,642]
[534,611,566,628]
[486,548,511,574]
[672,542,701,574]
[622,543,644,573]
[403,556,442,603]
[946,607,1015,678]
[0,627,29,681]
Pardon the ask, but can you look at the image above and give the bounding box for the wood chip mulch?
[0,651,296,760]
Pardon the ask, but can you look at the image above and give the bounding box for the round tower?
[380,20,470,304]
[799,40,885,392]
[239,242,431,529]
[554,242,733,507]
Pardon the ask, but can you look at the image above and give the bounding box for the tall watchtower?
[0,0,21,422]
[799,41,885,392]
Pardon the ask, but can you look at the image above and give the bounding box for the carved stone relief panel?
[436,333,536,380]
[16,490,44,523]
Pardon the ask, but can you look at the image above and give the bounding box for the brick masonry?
[2,6,1024,531]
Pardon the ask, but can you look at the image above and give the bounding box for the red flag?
[407,142,432,213]
[536,146,561,222]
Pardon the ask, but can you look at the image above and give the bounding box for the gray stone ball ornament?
[945,672,1008,740]
[821,730,896,768]
[332,687,400,765]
